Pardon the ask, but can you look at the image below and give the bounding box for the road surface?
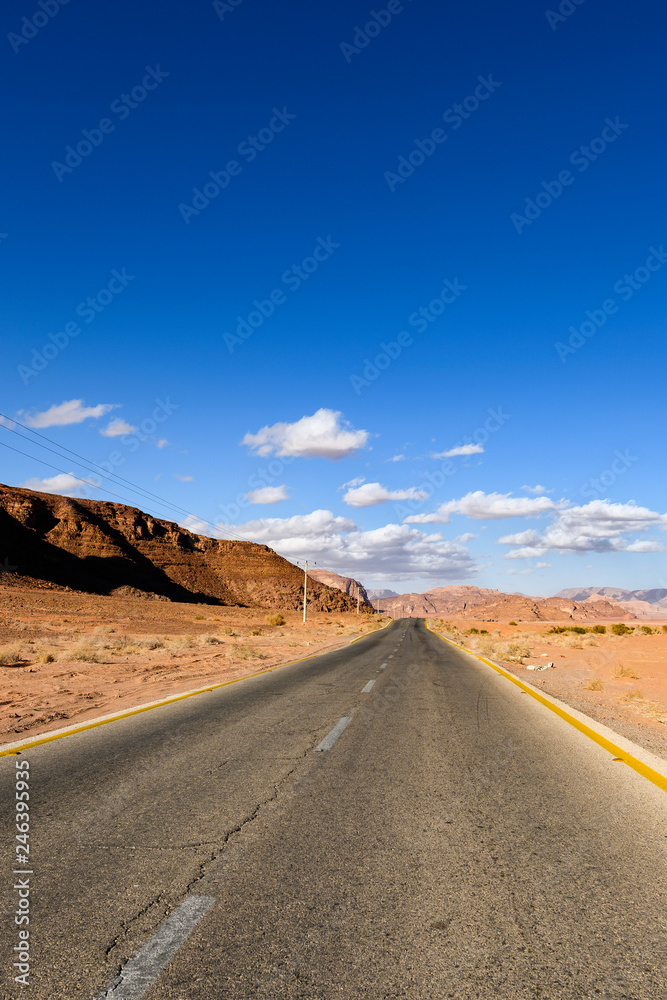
[1,618,665,999]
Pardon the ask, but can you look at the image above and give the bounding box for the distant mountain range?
[307,568,371,606]
[368,585,634,622]
[366,588,399,601]
[555,587,667,618]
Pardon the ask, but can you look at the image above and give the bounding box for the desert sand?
[0,587,384,745]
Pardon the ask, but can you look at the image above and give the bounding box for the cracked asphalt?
[1,619,666,999]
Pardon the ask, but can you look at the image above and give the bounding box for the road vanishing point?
[1,618,665,999]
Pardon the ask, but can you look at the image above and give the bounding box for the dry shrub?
[582,637,598,647]
[201,635,223,645]
[584,678,604,691]
[69,642,105,663]
[251,628,262,636]
[230,643,266,660]
[37,651,55,663]
[266,613,285,626]
[0,644,25,666]
[614,662,639,679]
[621,689,643,701]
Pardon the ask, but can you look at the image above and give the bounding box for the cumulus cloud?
[173,474,193,482]
[405,490,562,524]
[456,532,477,543]
[242,408,370,460]
[499,500,667,558]
[193,509,477,582]
[432,443,484,459]
[343,482,430,508]
[18,473,100,496]
[20,400,117,428]
[99,417,137,437]
[246,485,290,505]
[387,454,406,462]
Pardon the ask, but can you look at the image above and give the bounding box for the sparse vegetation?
[611,623,633,635]
[614,662,639,679]
[591,625,606,634]
[508,621,517,626]
[621,689,643,701]
[230,643,266,660]
[0,644,25,666]
[639,625,655,635]
[266,613,285,626]
[69,642,105,663]
[584,678,604,691]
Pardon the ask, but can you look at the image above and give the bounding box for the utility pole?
[302,560,314,623]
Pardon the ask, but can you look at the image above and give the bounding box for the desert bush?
[468,628,479,635]
[251,628,262,636]
[621,689,643,701]
[266,613,285,626]
[614,662,639,679]
[480,629,489,635]
[611,623,632,635]
[69,642,104,663]
[0,644,25,666]
[201,635,223,645]
[230,643,266,660]
[582,637,598,647]
[590,624,606,634]
[584,678,604,691]
[662,625,667,634]
[508,621,517,626]
[639,625,654,635]
[38,651,55,663]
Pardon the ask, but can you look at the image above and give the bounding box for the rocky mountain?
[307,568,370,605]
[555,586,667,618]
[366,588,399,601]
[372,585,635,621]
[0,484,369,613]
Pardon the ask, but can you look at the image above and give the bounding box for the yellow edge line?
[0,622,390,758]
[348,615,393,642]
[425,620,667,795]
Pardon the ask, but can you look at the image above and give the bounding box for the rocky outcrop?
[0,484,370,612]
[307,568,369,604]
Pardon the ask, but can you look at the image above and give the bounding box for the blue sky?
[1,0,666,595]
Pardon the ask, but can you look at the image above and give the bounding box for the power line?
[0,421,301,562]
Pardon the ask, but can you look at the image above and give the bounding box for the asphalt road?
[1,618,666,999]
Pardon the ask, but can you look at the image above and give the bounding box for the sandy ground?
[429,619,667,760]
[0,587,386,745]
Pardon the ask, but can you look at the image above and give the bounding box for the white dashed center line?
[315,716,353,751]
[94,895,215,999]
[362,679,376,693]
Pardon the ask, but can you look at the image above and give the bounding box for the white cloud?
[173,474,194,482]
[20,399,117,428]
[386,454,406,462]
[246,485,290,505]
[99,417,137,437]
[499,500,667,559]
[339,476,366,491]
[522,484,547,495]
[192,509,477,583]
[432,443,484,459]
[18,473,100,496]
[242,408,370,460]
[456,532,477,543]
[343,482,430,508]
[507,560,552,576]
[405,491,562,524]
[157,439,169,449]
[180,514,210,534]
